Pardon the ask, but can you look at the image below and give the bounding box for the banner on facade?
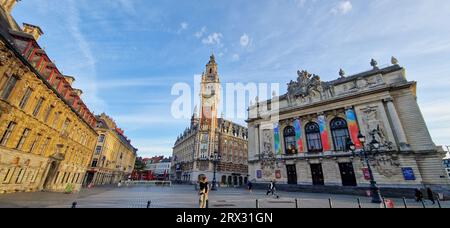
[346,108,362,148]
[362,168,371,180]
[274,123,282,155]
[294,119,303,153]
[402,167,416,181]
[256,170,262,179]
[275,170,282,179]
[318,115,331,151]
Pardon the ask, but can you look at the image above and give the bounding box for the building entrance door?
[339,163,357,186]
[310,164,324,186]
[43,161,59,190]
[286,165,298,185]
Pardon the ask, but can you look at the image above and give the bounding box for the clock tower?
[198,55,221,160]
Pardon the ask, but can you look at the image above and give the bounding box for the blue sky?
[11,0,450,157]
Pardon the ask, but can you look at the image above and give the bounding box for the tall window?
[32,97,45,117]
[98,134,105,143]
[330,118,350,151]
[1,76,18,100]
[91,159,98,168]
[16,128,31,150]
[283,126,298,155]
[95,146,102,155]
[52,112,60,128]
[43,105,54,123]
[61,118,71,134]
[39,137,51,155]
[29,133,42,153]
[18,87,32,109]
[305,122,323,152]
[1,122,17,146]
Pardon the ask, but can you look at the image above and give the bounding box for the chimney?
[63,75,75,86]
[1,0,18,14]
[22,23,44,41]
[73,89,83,97]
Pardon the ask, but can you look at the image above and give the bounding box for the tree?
[134,157,146,171]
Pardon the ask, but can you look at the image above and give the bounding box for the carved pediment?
[287,70,333,105]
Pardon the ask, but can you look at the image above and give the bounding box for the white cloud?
[195,26,207,38]
[180,22,189,30]
[331,1,353,15]
[295,0,307,8]
[202,32,223,45]
[232,54,240,62]
[240,33,250,47]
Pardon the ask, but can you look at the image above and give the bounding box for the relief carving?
[287,70,333,106]
[260,129,276,179]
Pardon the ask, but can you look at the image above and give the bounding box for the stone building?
[247,58,450,195]
[84,114,137,186]
[0,1,98,193]
[172,55,249,186]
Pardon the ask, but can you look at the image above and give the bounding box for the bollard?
[437,198,442,209]
[421,200,426,208]
[147,201,151,208]
[71,202,77,208]
[256,199,260,209]
[403,198,408,209]
[357,198,362,209]
[328,198,333,209]
[295,198,299,208]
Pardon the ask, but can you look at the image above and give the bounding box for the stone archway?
[43,161,59,190]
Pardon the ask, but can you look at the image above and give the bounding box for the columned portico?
[384,98,410,151]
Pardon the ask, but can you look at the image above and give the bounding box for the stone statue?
[370,59,378,69]
[391,56,399,65]
[339,68,346,78]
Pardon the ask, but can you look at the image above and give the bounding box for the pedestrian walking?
[247,180,253,193]
[199,176,209,208]
[266,181,279,198]
[415,188,423,202]
[427,188,435,205]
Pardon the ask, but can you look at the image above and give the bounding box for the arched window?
[330,118,350,151]
[283,126,298,155]
[305,122,323,152]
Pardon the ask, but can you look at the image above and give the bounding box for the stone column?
[256,124,261,157]
[385,98,410,151]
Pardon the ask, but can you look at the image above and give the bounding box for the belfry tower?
[198,55,221,159]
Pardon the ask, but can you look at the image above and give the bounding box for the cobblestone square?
[0,185,448,208]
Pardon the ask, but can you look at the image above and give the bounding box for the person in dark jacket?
[247,181,253,193]
[427,188,435,205]
[415,189,423,202]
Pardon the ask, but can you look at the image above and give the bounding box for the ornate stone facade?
[247,59,450,194]
[172,56,249,186]
[84,114,137,186]
[0,2,98,194]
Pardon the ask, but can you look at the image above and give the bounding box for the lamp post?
[210,151,222,191]
[347,132,383,204]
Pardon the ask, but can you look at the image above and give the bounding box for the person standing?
[247,180,253,193]
[199,176,209,208]
[415,189,423,202]
[427,188,436,205]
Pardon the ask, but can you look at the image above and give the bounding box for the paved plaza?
[0,185,448,208]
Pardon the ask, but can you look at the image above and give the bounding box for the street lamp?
[347,132,383,204]
[210,151,222,191]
